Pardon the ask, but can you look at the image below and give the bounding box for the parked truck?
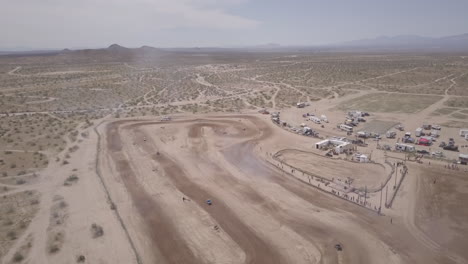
[386,131,396,138]
[415,128,423,137]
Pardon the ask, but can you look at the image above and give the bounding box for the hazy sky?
[1,0,467,49]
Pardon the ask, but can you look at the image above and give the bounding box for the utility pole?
[385,184,388,207]
[364,185,367,205]
[394,163,398,189]
[379,183,383,214]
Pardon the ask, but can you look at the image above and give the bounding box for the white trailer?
[310,116,321,124]
[315,139,330,149]
[460,129,468,137]
[335,142,353,154]
[395,143,415,152]
[415,128,423,137]
[357,131,370,138]
[339,124,353,132]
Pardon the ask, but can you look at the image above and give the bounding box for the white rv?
[339,124,353,132]
[395,143,415,152]
[320,115,329,123]
[310,116,321,124]
[357,131,370,138]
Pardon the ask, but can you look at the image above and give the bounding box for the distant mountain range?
[330,33,468,52]
[53,44,168,63]
[61,43,165,56]
[1,33,468,55]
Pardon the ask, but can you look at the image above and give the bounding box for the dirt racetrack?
[275,149,387,189]
[97,115,465,264]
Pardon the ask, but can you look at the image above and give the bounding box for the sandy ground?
[276,149,387,189]
[1,120,137,264]
[1,57,468,264]
[90,114,466,264]
[1,101,467,263]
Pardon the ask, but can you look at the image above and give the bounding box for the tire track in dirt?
[150,152,284,264]
[184,122,343,263]
[219,118,442,264]
[222,141,371,264]
[169,119,366,263]
[114,118,284,264]
[106,123,202,264]
[106,115,445,264]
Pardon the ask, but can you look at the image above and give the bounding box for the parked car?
[417,150,430,155]
[432,125,442,130]
[444,145,459,152]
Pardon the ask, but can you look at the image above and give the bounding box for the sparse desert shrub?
[49,244,60,254]
[48,232,64,254]
[76,255,86,263]
[68,145,79,153]
[91,223,104,238]
[4,219,13,226]
[19,221,27,229]
[7,230,17,240]
[64,174,79,186]
[13,252,24,262]
[16,179,26,185]
[57,200,68,210]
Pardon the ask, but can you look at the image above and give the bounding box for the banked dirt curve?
[100,115,451,264]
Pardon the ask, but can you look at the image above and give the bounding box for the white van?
[320,115,329,123]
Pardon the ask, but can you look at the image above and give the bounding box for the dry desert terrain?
[0,47,467,263]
